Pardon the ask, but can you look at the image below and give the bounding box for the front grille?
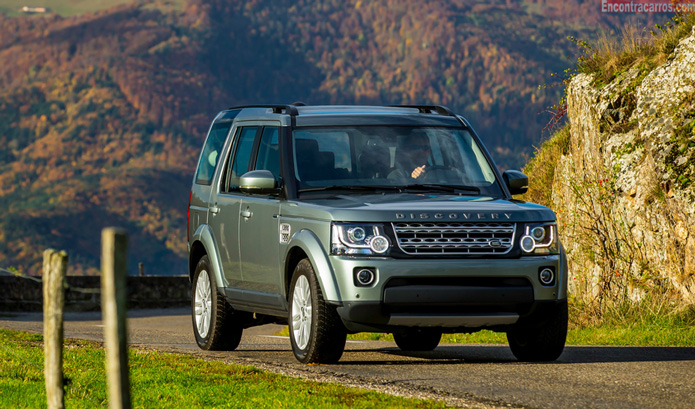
[393,222,515,255]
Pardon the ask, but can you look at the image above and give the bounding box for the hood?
[283,193,556,223]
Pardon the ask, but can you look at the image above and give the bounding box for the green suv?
[187,104,568,364]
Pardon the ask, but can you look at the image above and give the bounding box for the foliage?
[0,329,450,408]
[523,10,695,326]
[573,12,695,88]
[0,0,663,275]
[666,93,695,191]
[569,296,695,346]
[564,167,644,315]
[520,124,571,207]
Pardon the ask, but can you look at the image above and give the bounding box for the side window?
[195,122,232,185]
[293,130,351,184]
[228,126,258,190]
[255,127,280,179]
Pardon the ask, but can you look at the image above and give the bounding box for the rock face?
[553,27,695,307]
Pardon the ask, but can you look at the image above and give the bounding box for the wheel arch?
[189,240,207,282]
[284,229,342,303]
[190,224,227,289]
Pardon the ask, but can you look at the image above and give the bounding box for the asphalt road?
[2,308,694,409]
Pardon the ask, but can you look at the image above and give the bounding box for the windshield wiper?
[403,184,481,194]
[298,185,404,193]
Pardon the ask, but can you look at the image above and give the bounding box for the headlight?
[331,223,392,256]
[519,223,558,255]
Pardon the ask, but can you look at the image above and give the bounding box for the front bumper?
[329,255,566,333]
[336,299,566,333]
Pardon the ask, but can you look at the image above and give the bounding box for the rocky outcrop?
[552,27,695,306]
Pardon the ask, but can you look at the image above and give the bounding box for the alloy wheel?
[291,275,312,350]
[194,270,212,339]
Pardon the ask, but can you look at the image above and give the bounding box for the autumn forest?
[0,0,661,275]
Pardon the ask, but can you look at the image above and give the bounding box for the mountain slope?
[0,0,661,275]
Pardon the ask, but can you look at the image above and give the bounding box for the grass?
[0,329,451,409]
[520,123,571,208]
[0,0,184,17]
[0,0,133,16]
[3,311,693,409]
[567,296,695,346]
[343,325,695,347]
[278,301,695,347]
[575,13,695,88]
[363,295,695,347]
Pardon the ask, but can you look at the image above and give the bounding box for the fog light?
[356,269,375,286]
[539,268,555,285]
[520,235,535,253]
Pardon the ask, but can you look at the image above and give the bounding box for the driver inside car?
[389,130,433,180]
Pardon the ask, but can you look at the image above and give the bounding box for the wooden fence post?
[101,228,131,409]
[43,249,68,409]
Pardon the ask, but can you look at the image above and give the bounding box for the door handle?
[241,209,252,218]
[209,206,220,215]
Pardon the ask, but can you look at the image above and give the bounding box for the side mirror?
[240,170,278,194]
[503,170,528,195]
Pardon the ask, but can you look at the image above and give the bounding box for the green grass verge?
[0,0,184,17]
[0,329,450,409]
[279,315,695,347]
[342,324,695,347]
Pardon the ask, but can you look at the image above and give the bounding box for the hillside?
[0,0,661,275]
[523,15,695,315]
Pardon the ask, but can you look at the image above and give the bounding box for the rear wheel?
[393,328,442,351]
[191,256,243,351]
[289,259,347,364]
[507,301,568,361]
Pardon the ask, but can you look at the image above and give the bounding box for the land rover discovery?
[187,104,568,364]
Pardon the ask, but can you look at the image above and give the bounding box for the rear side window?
[195,122,233,185]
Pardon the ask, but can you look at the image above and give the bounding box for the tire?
[393,329,442,351]
[506,301,568,362]
[191,255,243,351]
[288,259,347,364]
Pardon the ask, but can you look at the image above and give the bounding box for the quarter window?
[228,127,258,190]
[255,127,280,180]
[195,122,233,185]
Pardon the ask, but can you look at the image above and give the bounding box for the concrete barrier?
[0,275,191,312]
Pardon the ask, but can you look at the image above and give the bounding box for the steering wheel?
[422,165,464,183]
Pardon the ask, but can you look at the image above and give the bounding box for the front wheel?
[506,302,568,362]
[393,329,442,351]
[289,259,347,364]
[191,256,243,351]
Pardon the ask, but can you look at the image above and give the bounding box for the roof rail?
[227,104,299,115]
[389,105,455,117]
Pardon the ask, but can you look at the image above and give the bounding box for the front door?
[238,126,283,308]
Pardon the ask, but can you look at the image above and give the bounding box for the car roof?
[221,105,465,127]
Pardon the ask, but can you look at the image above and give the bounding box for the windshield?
[292,126,503,196]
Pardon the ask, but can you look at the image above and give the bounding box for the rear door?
[209,125,260,297]
[189,112,237,244]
